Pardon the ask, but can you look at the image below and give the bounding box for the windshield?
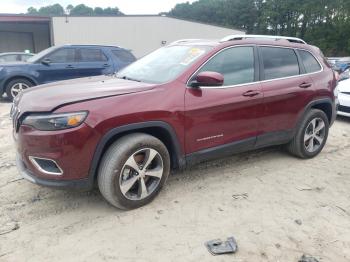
[117,45,213,84]
[27,46,58,63]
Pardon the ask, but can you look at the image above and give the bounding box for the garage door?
[0,31,34,53]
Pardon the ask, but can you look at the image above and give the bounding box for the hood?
[337,78,350,93]
[16,75,156,112]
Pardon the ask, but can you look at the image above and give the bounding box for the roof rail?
[220,34,307,44]
[170,39,202,44]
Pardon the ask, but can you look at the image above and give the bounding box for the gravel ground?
[0,99,349,262]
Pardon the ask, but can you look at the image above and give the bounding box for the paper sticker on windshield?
[180,48,206,65]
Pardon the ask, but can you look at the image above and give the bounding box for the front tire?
[98,133,170,209]
[5,78,33,101]
[287,109,329,159]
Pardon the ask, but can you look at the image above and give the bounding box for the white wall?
[52,16,244,57]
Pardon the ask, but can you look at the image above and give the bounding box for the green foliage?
[27,3,124,17]
[169,0,350,56]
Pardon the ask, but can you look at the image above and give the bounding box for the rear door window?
[79,48,108,62]
[46,48,76,63]
[112,49,136,63]
[298,50,322,73]
[261,47,300,80]
[196,46,255,86]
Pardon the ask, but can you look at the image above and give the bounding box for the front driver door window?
[37,48,79,83]
[185,46,263,154]
[196,46,255,86]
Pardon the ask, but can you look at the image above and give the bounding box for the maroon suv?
[12,35,337,209]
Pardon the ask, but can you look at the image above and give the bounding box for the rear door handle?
[242,90,261,97]
[103,64,111,68]
[66,65,74,69]
[299,82,312,88]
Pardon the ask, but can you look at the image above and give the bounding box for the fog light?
[29,157,63,175]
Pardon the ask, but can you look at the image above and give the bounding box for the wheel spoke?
[145,167,163,179]
[143,148,158,169]
[315,121,325,133]
[138,177,148,198]
[314,135,323,145]
[304,133,313,142]
[120,176,138,195]
[307,137,314,152]
[310,119,316,131]
[125,156,140,172]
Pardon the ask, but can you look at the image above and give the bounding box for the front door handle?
[66,65,74,69]
[299,82,312,88]
[242,90,261,97]
[103,64,110,68]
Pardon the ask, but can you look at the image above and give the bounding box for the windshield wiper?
[117,75,141,82]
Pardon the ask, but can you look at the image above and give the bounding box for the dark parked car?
[0,52,34,63]
[13,35,337,209]
[1,45,136,100]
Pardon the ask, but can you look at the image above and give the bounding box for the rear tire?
[287,109,329,159]
[5,78,33,101]
[98,133,170,210]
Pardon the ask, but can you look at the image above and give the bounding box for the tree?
[37,4,65,16]
[168,0,350,56]
[69,4,94,16]
[27,7,38,15]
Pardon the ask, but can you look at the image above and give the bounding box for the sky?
[1,0,196,15]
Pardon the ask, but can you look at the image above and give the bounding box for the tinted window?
[299,50,321,73]
[112,49,136,63]
[79,48,107,62]
[197,46,255,86]
[47,48,75,63]
[261,47,300,80]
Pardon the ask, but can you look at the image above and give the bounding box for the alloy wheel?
[11,82,29,98]
[119,148,164,200]
[304,117,326,153]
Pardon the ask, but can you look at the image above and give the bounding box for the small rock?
[275,243,281,249]
[157,210,164,215]
[295,219,302,225]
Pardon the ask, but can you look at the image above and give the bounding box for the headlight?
[22,111,88,131]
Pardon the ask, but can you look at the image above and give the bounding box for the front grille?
[338,105,350,113]
[10,104,21,132]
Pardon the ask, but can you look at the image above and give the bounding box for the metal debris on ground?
[205,236,238,255]
[298,254,320,262]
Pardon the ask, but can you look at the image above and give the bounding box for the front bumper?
[14,121,100,189]
[337,92,350,117]
[16,154,93,190]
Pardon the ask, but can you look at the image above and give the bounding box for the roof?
[0,13,244,32]
[0,14,50,22]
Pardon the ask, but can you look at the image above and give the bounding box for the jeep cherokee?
[12,35,337,209]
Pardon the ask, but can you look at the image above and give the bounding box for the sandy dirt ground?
[0,98,350,262]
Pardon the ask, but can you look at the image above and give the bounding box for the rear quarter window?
[261,47,300,80]
[298,50,322,73]
[112,49,136,63]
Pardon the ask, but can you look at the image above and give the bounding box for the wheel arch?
[306,98,334,125]
[88,121,186,182]
[3,75,37,92]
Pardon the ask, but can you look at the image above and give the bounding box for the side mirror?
[41,58,51,65]
[190,71,224,88]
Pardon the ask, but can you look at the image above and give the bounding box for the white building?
[0,14,244,57]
